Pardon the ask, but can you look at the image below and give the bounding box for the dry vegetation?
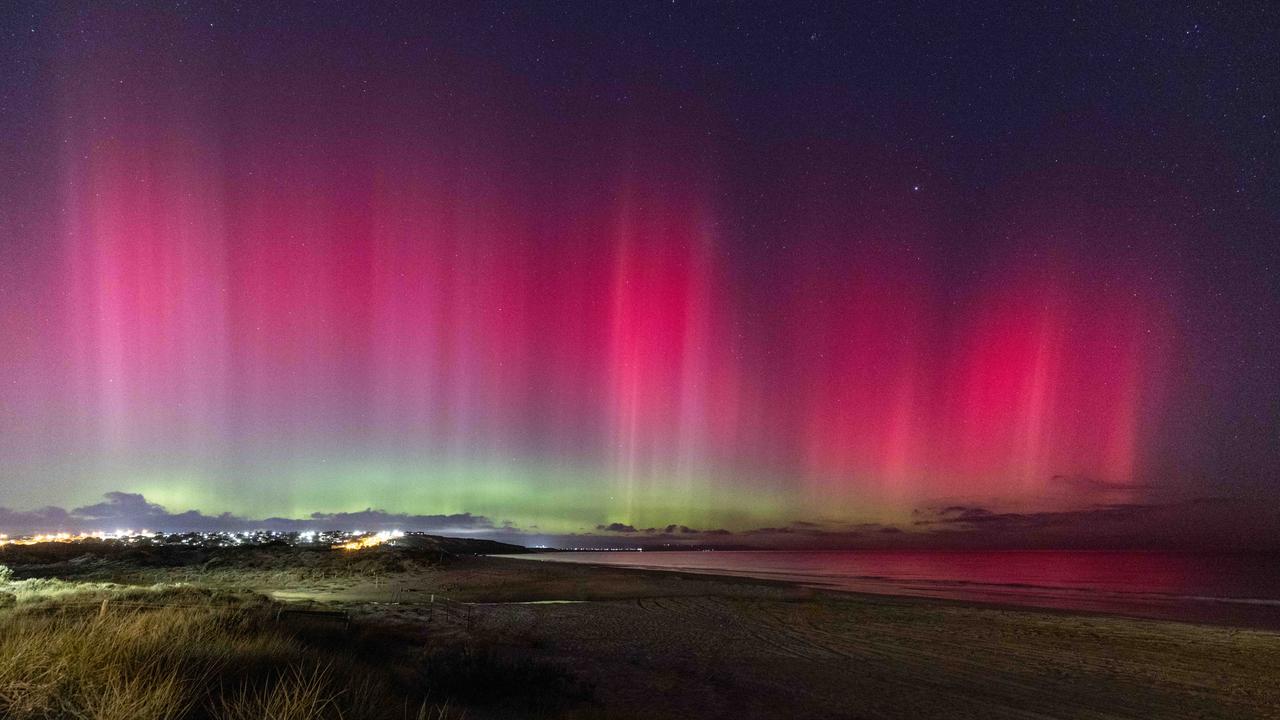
[0,537,531,598]
[0,551,588,720]
[0,572,457,720]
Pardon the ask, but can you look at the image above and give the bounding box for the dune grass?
[0,580,458,720]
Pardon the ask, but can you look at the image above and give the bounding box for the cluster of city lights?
[0,529,409,550]
[0,530,151,547]
[333,530,404,551]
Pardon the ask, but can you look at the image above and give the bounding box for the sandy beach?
[255,555,1280,719]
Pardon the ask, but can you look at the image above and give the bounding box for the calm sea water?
[513,550,1280,629]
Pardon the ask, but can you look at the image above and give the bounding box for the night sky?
[0,2,1276,542]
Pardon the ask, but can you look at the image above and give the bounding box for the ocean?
[515,550,1280,629]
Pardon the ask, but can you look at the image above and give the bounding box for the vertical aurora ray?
[54,36,234,492]
[602,186,731,523]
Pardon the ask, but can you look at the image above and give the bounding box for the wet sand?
[266,556,1280,719]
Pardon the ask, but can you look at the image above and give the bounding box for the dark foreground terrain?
[2,540,1279,719]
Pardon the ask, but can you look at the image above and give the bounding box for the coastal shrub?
[0,564,12,583]
[213,664,343,720]
[0,586,461,720]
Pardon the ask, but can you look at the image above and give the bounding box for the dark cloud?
[0,505,71,534]
[595,522,638,533]
[930,506,999,522]
[662,524,701,534]
[916,503,1150,529]
[909,498,1280,550]
[72,492,162,519]
[304,509,494,533]
[69,492,245,532]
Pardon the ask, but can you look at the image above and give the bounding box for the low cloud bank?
[1,492,1277,551]
[1,492,497,537]
[908,498,1280,550]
